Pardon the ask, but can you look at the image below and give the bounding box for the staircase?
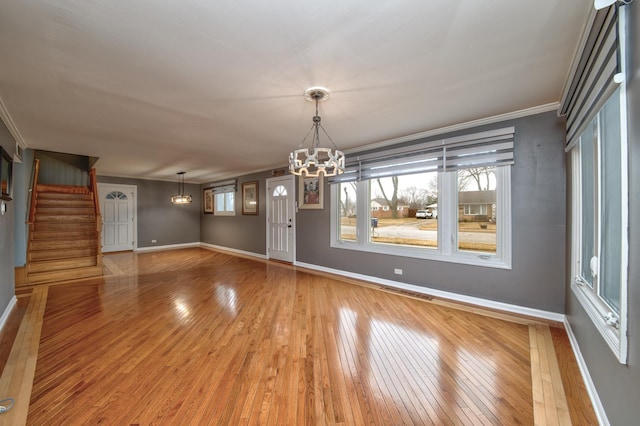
[25,182,103,285]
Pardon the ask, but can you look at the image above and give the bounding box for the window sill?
[571,281,627,364]
[330,239,511,270]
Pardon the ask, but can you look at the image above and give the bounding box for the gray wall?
[200,171,272,255]
[565,3,640,424]
[297,111,567,312]
[0,121,16,317]
[13,149,33,267]
[98,175,201,248]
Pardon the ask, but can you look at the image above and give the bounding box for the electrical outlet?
[151,239,157,243]
[394,268,403,275]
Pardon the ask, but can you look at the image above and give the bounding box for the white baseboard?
[295,261,566,323]
[199,243,267,260]
[563,318,609,426]
[0,296,17,334]
[131,242,564,323]
[134,242,201,253]
[131,241,267,261]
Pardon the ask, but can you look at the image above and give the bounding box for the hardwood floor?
[0,247,597,425]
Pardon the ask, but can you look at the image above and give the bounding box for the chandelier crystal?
[289,87,345,177]
[171,171,192,204]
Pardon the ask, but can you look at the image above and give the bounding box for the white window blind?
[560,5,619,148]
[210,179,237,194]
[329,127,514,184]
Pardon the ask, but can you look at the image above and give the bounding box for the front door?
[266,176,295,262]
[98,183,137,252]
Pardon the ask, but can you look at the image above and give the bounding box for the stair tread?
[35,206,95,211]
[32,231,96,239]
[36,193,93,201]
[27,265,103,284]
[29,256,98,273]
[30,255,97,266]
[30,240,97,250]
[30,249,98,262]
[34,222,96,228]
[36,184,90,194]
[30,244,97,251]
[34,215,96,222]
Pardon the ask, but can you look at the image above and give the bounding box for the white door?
[266,176,295,262]
[98,183,137,252]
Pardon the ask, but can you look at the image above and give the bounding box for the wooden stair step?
[14,286,34,296]
[36,198,94,207]
[30,239,96,251]
[36,184,90,194]
[34,214,96,223]
[26,265,104,284]
[33,222,96,232]
[29,247,98,262]
[36,192,93,201]
[28,256,97,273]
[31,230,97,240]
[35,206,96,215]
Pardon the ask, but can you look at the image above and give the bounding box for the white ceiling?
[0,0,591,183]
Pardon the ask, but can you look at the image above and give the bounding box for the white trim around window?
[565,3,629,364]
[569,92,629,364]
[214,191,235,216]
[330,166,512,269]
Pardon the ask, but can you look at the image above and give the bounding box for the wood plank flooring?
[0,247,597,425]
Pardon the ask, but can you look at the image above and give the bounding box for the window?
[331,144,512,269]
[367,171,439,250]
[463,204,488,216]
[458,167,497,255]
[272,185,287,196]
[106,191,128,200]
[561,3,629,363]
[338,182,357,241]
[214,191,235,216]
[210,180,236,216]
[570,87,628,362]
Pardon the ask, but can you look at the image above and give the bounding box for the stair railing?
[27,159,40,225]
[89,168,103,267]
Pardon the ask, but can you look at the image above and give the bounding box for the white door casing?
[266,176,295,262]
[98,183,137,252]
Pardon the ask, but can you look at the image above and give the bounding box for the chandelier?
[170,171,192,204]
[289,87,345,177]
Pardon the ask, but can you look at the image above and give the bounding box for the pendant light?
[171,171,192,204]
[288,87,345,177]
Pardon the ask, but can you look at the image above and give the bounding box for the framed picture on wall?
[0,146,13,201]
[242,181,258,215]
[299,175,323,209]
[203,188,213,214]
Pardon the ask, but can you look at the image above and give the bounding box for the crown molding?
[0,95,27,149]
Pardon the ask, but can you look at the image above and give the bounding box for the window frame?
[214,190,236,216]
[569,87,629,364]
[330,166,512,269]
